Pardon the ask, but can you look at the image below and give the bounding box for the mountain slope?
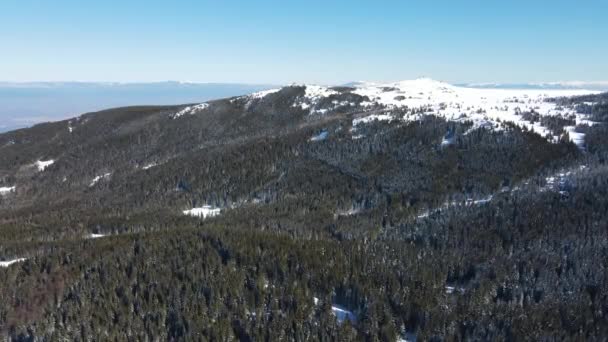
[0,81,276,132]
[0,80,607,340]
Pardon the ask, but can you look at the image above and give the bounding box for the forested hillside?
[0,83,607,341]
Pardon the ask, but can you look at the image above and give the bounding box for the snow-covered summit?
[350,78,599,146]
[353,79,599,147]
[174,78,601,147]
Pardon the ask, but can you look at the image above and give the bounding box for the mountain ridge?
[0,79,607,340]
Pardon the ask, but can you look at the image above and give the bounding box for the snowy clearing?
[142,162,158,170]
[89,173,111,187]
[0,186,16,195]
[304,85,338,100]
[35,159,55,171]
[183,205,221,219]
[276,78,599,146]
[249,88,281,99]
[0,258,27,267]
[331,304,357,324]
[291,85,339,113]
[441,134,455,147]
[172,103,209,118]
[334,207,362,218]
[310,130,329,142]
[417,194,493,219]
[352,78,598,145]
[312,297,357,325]
[397,332,418,342]
[352,113,394,126]
[564,126,586,148]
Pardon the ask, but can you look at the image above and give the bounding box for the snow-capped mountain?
[1,75,608,342]
[177,78,600,148]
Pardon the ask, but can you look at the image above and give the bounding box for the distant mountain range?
[456,81,608,91]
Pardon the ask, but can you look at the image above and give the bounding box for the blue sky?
[1,0,607,84]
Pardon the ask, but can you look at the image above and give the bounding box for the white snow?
[305,85,338,100]
[87,233,107,239]
[352,78,598,144]
[89,173,111,187]
[445,285,465,294]
[472,195,493,205]
[352,113,394,126]
[564,126,586,148]
[298,78,599,146]
[339,78,599,144]
[35,159,54,171]
[312,297,357,325]
[310,131,329,142]
[335,208,362,218]
[291,85,339,113]
[236,78,599,145]
[142,163,157,170]
[250,88,281,99]
[398,332,418,342]
[441,135,455,147]
[331,304,357,324]
[0,186,16,195]
[0,258,26,267]
[417,194,493,219]
[183,205,221,219]
[172,103,209,118]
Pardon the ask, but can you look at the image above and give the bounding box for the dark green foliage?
[0,93,607,340]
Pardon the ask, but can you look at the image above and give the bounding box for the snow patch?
[331,304,357,324]
[0,258,26,267]
[310,130,329,142]
[471,195,493,205]
[335,208,362,218]
[564,126,585,149]
[0,186,16,195]
[89,173,111,187]
[35,159,54,171]
[172,103,209,118]
[183,205,221,219]
[440,138,454,147]
[291,85,339,114]
[142,163,158,170]
[417,195,493,219]
[304,85,338,100]
[398,332,418,342]
[445,285,465,294]
[312,297,357,325]
[250,88,281,99]
[353,113,393,126]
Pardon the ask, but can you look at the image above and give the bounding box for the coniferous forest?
[1,87,608,341]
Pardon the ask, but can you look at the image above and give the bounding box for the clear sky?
[1,0,607,84]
